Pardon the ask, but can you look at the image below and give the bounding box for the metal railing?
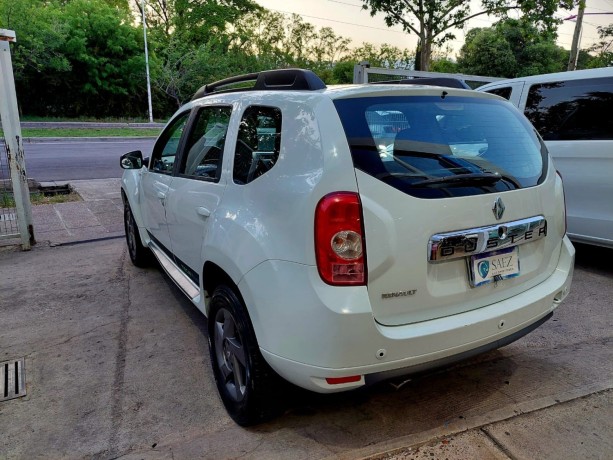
[353,62,503,88]
[0,29,34,249]
[0,141,19,240]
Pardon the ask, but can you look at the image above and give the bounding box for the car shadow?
[573,242,613,275]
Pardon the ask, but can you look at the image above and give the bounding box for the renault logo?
[492,197,505,220]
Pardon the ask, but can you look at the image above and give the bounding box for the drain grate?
[0,358,26,402]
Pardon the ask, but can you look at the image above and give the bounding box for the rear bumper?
[241,237,575,393]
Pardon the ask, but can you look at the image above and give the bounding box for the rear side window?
[233,106,282,185]
[525,77,613,140]
[179,106,232,181]
[485,86,512,100]
[334,96,547,199]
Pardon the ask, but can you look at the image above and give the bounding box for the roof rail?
[372,77,471,90]
[192,68,327,100]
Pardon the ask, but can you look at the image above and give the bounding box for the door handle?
[157,191,166,200]
[197,207,211,218]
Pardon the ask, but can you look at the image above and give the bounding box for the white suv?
[120,69,575,425]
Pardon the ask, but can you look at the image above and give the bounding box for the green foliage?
[360,0,577,70]
[1,0,148,117]
[430,58,459,73]
[587,24,613,68]
[0,0,70,77]
[332,61,355,84]
[458,19,567,77]
[2,0,418,117]
[348,43,413,69]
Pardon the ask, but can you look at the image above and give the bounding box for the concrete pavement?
[0,178,611,459]
[0,178,124,248]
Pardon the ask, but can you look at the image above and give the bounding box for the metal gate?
[0,141,19,240]
[353,62,503,88]
[0,29,33,249]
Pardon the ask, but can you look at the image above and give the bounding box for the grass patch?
[1,190,81,207]
[21,115,167,123]
[3,127,162,138]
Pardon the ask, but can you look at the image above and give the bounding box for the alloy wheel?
[213,307,248,402]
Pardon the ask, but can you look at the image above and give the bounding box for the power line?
[267,7,407,34]
[327,0,362,7]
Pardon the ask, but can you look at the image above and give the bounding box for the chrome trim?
[428,215,547,262]
[149,241,200,300]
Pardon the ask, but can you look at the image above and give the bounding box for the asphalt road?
[23,139,155,182]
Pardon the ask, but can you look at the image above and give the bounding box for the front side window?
[524,77,613,140]
[334,96,547,199]
[233,106,282,185]
[179,106,232,181]
[151,111,190,174]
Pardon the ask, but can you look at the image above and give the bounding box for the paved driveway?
[0,240,611,459]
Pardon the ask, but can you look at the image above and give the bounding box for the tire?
[208,285,282,426]
[123,200,152,267]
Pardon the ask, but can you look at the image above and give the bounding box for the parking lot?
[0,236,611,459]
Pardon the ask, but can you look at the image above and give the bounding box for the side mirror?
[120,150,144,169]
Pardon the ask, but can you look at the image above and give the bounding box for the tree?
[587,24,613,68]
[232,12,352,73]
[0,0,148,117]
[135,0,261,43]
[360,0,576,71]
[348,42,413,68]
[458,27,518,77]
[0,0,70,83]
[458,19,566,77]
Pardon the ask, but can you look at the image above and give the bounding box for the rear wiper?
[411,172,503,187]
[376,172,429,180]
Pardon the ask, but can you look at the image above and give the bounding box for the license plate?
[469,246,520,287]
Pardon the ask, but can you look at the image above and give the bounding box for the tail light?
[556,170,567,235]
[315,192,367,286]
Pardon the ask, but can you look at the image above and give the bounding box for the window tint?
[334,96,546,199]
[233,106,282,185]
[151,111,190,174]
[485,86,512,100]
[525,77,613,140]
[179,106,232,180]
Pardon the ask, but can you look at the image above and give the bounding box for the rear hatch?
[334,89,565,326]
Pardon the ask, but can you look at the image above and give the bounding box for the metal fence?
[0,29,33,249]
[353,62,503,88]
[0,139,19,240]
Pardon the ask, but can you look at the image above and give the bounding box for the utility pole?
[142,0,154,123]
[568,0,586,71]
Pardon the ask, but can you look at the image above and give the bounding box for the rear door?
[334,91,565,326]
[165,105,233,281]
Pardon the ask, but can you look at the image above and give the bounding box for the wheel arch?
[202,261,245,316]
[121,172,146,229]
[121,172,150,244]
[121,188,150,251]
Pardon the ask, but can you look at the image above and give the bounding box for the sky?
[255,0,613,58]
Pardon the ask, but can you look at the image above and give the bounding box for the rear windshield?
[334,96,547,199]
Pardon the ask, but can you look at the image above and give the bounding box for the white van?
[478,68,613,249]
